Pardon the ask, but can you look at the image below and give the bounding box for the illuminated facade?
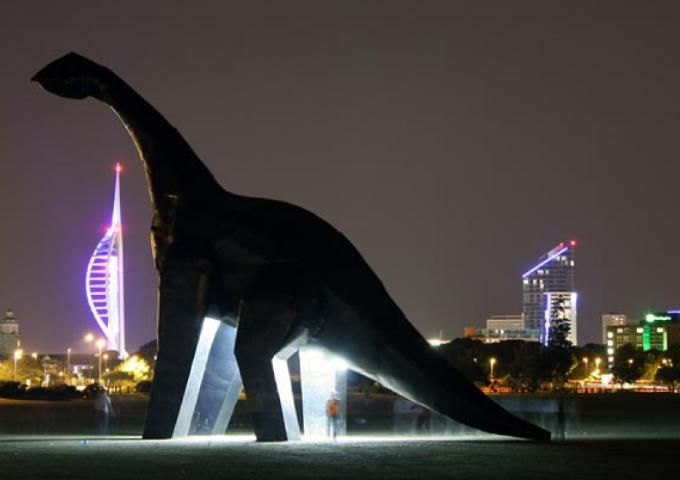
[0,309,20,356]
[482,315,539,343]
[85,164,126,358]
[601,313,630,344]
[522,241,577,345]
[605,312,680,367]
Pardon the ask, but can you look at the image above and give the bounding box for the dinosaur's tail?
[317,304,551,441]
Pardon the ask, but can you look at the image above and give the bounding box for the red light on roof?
[115,163,122,173]
[570,240,577,247]
[559,242,564,248]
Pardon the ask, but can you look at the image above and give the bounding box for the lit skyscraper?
[0,309,20,356]
[522,241,577,346]
[85,163,126,358]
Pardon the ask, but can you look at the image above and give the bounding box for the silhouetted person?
[416,406,432,433]
[556,398,566,442]
[94,388,115,435]
[326,392,340,439]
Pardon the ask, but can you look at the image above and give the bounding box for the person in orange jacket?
[326,391,340,439]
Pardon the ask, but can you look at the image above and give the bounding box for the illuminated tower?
[85,163,126,358]
[522,241,577,346]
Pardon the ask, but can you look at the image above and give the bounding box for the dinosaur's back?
[227,195,416,333]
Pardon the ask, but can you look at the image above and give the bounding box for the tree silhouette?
[548,299,572,349]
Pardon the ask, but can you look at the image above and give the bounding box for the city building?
[0,309,20,356]
[601,313,630,344]
[605,311,680,366]
[487,314,524,331]
[463,315,539,344]
[522,241,577,345]
[85,163,127,358]
[484,314,539,343]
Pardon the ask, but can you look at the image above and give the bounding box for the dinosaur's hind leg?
[142,258,212,439]
[234,294,304,442]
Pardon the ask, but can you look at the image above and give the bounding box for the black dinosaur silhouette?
[33,52,550,442]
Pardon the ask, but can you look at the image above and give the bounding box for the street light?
[43,356,49,387]
[84,333,95,381]
[13,349,23,381]
[582,357,589,377]
[66,348,72,385]
[594,357,601,371]
[96,338,107,385]
[489,357,496,383]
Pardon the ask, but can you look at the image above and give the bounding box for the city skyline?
[3,2,680,352]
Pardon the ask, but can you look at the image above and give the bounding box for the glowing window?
[657,327,664,333]
[607,332,614,339]
[617,328,623,333]
[636,328,643,333]
[607,348,614,355]
[607,340,613,346]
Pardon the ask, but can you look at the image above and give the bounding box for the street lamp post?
[13,349,23,381]
[84,333,94,381]
[103,354,109,386]
[66,348,72,385]
[594,357,601,372]
[489,357,496,383]
[96,338,106,385]
[84,333,95,350]
[582,357,589,378]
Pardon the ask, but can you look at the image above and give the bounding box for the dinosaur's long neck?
[93,71,225,217]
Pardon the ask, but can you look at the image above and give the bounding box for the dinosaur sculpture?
[33,52,550,442]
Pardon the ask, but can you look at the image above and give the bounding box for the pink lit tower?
[85,163,127,359]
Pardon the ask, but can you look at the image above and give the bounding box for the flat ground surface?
[1,435,679,480]
[2,394,680,478]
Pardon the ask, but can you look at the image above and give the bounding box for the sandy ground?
[0,435,678,480]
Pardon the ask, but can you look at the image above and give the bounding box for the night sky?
[2,1,680,353]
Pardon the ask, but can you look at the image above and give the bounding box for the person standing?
[326,391,340,440]
[94,388,115,435]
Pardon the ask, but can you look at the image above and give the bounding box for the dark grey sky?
[2,1,680,353]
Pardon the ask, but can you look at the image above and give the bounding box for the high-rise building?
[85,163,126,358]
[0,309,21,356]
[601,313,630,344]
[605,311,680,367]
[522,241,577,345]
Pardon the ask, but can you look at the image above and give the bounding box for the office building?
[0,309,20,356]
[522,241,577,345]
[601,313,630,344]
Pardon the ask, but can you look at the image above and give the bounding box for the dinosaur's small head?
[31,52,106,99]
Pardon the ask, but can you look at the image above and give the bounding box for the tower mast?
[85,163,127,359]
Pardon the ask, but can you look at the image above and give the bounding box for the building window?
[607,332,614,339]
[607,340,613,346]
[636,328,643,333]
[657,328,664,333]
[607,348,614,355]
[617,328,623,333]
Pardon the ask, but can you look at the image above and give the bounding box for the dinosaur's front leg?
[142,257,212,439]
[234,294,303,442]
